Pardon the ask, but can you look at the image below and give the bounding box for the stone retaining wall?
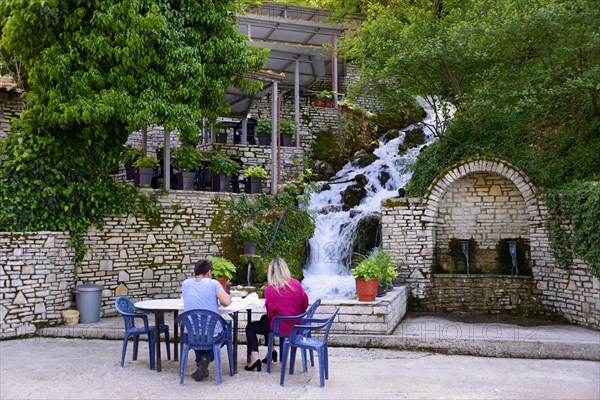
[0,92,24,138]
[1,192,235,338]
[381,157,599,329]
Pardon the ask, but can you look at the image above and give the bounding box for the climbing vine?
[228,193,315,283]
[544,182,600,278]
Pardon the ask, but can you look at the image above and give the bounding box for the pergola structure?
[160,2,354,193]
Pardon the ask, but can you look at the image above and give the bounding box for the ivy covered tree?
[341,0,600,275]
[0,0,267,234]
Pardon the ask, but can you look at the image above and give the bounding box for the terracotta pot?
[217,278,228,292]
[314,98,325,107]
[355,277,378,302]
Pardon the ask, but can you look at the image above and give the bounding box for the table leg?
[154,311,162,372]
[232,311,238,374]
[173,310,179,362]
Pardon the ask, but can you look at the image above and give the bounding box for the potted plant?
[315,90,335,108]
[352,250,384,302]
[280,119,296,147]
[208,152,239,192]
[133,156,159,187]
[121,145,142,180]
[255,119,272,146]
[240,225,261,255]
[242,165,268,194]
[208,256,237,291]
[372,251,398,296]
[172,146,204,190]
[214,122,228,144]
[338,99,353,115]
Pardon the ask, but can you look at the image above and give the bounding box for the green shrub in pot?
[209,152,239,176]
[172,146,204,171]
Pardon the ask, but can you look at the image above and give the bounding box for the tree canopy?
[0,0,267,234]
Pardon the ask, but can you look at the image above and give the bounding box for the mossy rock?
[342,184,367,211]
[358,153,379,168]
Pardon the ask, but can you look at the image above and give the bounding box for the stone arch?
[423,157,540,274]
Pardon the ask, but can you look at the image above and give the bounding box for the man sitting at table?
[182,258,232,382]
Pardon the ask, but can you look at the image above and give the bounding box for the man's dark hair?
[194,259,212,276]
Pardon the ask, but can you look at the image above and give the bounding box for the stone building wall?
[0,92,24,138]
[0,192,236,338]
[0,232,75,338]
[381,157,599,329]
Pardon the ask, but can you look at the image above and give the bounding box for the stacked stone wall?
[435,172,530,273]
[381,158,599,329]
[0,92,24,138]
[1,192,237,338]
[1,232,75,338]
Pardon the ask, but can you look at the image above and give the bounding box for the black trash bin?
[73,284,103,323]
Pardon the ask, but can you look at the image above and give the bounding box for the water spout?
[460,241,470,274]
[247,261,252,287]
[508,241,518,276]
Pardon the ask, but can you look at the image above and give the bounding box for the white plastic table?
[134,294,264,373]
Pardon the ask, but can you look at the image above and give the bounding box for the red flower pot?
[355,277,379,302]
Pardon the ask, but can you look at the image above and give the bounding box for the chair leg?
[180,346,188,386]
[163,328,171,360]
[120,336,129,367]
[310,349,315,367]
[213,346,223,385]
[132,335,139,361]
[301,348,308,373]
[266,333,274,373]
[279,341,290,386]
[227,339,234,376]
[324,347,329,380]
[317,348,325,388]
[289,346,298,375]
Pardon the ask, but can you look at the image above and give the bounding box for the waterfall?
[302,97,454,300]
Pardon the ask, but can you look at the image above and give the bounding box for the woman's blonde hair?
[267,257,293,291]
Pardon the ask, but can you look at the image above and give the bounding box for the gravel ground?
[1,338,599,400]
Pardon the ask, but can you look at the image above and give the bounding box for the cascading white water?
[302,97,454,300]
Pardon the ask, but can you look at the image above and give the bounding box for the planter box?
[176,171,196,191]
[281,134,293,147]
[245,177,262,194]
[135,167,154,187]
[243,241,257,256]
[212,174,231,192]
[256,133,271,146]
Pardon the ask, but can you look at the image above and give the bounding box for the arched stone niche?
[433,171,531,275]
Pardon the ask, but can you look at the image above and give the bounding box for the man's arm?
[217,289,231,306]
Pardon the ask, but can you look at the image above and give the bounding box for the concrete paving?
[1,313,596,399]
[37,312,600,361]
[1,338,599,400]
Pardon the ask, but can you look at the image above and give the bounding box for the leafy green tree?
[0,0,267,234]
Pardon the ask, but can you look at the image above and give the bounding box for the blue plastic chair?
[266,299,322,373]
[280,307,340,388]
[114,296,171,370]
[175,309,234,385]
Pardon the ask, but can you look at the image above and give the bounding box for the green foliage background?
[228,194,315,283]
[339,0,600,276]
[0,0,267,241]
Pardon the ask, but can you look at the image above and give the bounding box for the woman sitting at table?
[245,257,309,372]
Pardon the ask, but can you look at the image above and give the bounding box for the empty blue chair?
[280,307,340,388]
[267,299,322,373]
[175,309,234,385]
[114,296,171,370]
